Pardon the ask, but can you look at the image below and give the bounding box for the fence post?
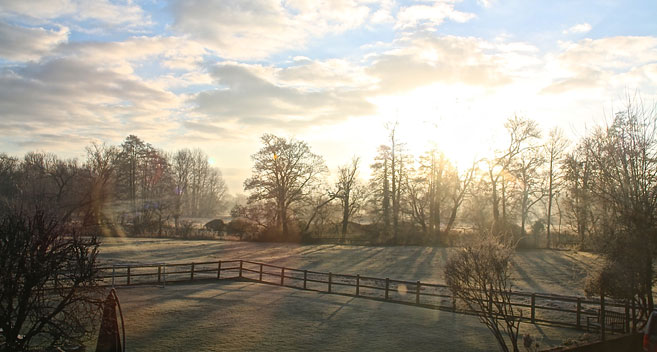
[303,270,307,290]
[576,298,581,329]
[158,265,162,283]
[530,294,535,323]
[281,268,285,286]
[356,275,360,296]
[191,262,195,280]
[416,281,421,305]
[259,264,263,282]
[625,300,630,333]
[239,260,243,278]
[631,299,636,333]
[163,263,166,286]
[452,295,456,311]
[328,272,332,293]
[600,293,606,341]
[385,278,389,300]
[111,265,115,287]
[217,261,222,279]
[127,266,131,286]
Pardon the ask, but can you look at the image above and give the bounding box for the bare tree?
[543,128,569,248]
[387,122,405,241]
[582,97,657,314]
[416,150,450,238]
[0,153,19,211]
[562,144,596,245]
[510,144,545,240]
[335,157,365,240]
[244,134,327,239]
[405,151,475,242]
[81,143,118,233]
[368,123,410,243]
[445,237,522,352]
[443,161,477,237]
[369,145,391,236]
[405,169,430,237]
[117,135,147,214]
[171,148,227,222]
[487,116,541,235]
[171,149,193,232]
[0,210,101,351]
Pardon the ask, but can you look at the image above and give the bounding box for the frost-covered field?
[98,237,599,296]
[110,280,589,352]
[95,238,600,351]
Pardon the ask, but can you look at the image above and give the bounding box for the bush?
[226,218,259,240]
[445,237,521,352]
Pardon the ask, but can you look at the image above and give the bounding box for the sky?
[1,0,656,193]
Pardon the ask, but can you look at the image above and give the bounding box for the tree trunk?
[444,207,458,240]
[383,159,390,234]
[546,158,554,248]
[341,193,349,240]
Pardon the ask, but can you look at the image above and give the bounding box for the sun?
[369,84,503,169]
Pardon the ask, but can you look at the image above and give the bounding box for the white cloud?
[0,58,181,148]
[0,0,150,28]
[395,1,475,30]
[169,0,371,60]
[477,0,494,8]
[276,58,375,89]
[562,23,592,35]
[57,36,207,73]
[543,36,657,93]
[369,0,395,24]
[367,35,514,93]
[0,0,75,21]
[0,22,69,61]
[193,63,376,129]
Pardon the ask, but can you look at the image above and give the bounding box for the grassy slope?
[98,237,599,296]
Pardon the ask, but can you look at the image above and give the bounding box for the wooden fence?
[97,260,645,335]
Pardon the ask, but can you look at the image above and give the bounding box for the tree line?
[237,118,570,247]
[0,135,227,237]
[237,97,657,321]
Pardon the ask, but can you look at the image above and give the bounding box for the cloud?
[56,36,207,73]
[367,35,513,93]
[0,0,75,21]
[276,58,375,89]
[395,1,475,30]
[194,63,376,129]
[0,58,180,148]
[562,23,592,35]
[168,0,371,60]
[477,0,494,8]
[0,22,69,61]
[0,0,150,29]
[543,36,657,93]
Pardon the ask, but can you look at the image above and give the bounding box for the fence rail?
[98,259,646,335]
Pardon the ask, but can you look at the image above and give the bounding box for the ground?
[98,237,599,296]
[111,280,590,351]
[93,237,602,351]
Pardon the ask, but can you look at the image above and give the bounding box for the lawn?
[98,237,599,296]
[110,280,589,351]
[90,237,603,351]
